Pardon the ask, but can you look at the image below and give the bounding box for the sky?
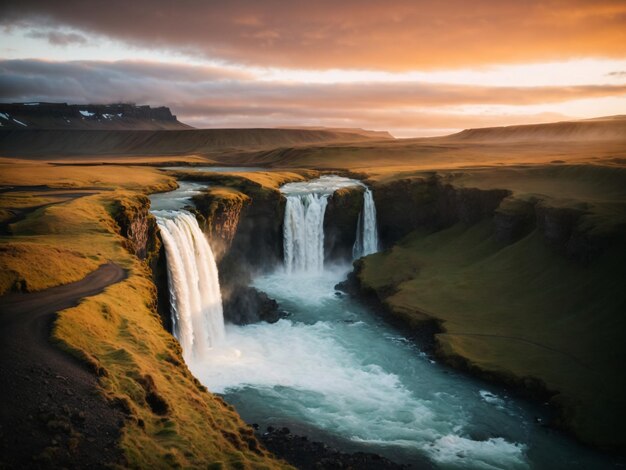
[1,0,625,137]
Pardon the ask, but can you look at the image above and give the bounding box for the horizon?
[3,100,626,140]
[1,0,625,137]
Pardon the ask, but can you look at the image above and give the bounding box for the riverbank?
[345,217,626,451]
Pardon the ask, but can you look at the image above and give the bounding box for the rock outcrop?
[222,286,285,325]
[110,194,172,329]
[192,188,251,261]
[372,174,613,263]
[324,186,365,262]
[374,175,510,246]
[188,179,287,328]
[0,102,190,130]
[111,194,159,262]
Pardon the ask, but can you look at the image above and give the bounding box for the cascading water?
[281,175,380,273]
[283,193,329,273]
[153,210,225,364]
[352,188,379,259]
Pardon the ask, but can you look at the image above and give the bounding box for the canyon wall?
[189,178,366,325]
[345,173,626,450]
[324,186,365,262]
[372,174,612,263]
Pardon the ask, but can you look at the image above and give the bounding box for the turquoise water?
[192,266,620,470]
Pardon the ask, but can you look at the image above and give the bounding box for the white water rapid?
[281,175,379,273]
[153,210,225,364]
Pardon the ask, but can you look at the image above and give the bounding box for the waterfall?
[281,175,380,272]
[353,188,379,259]
[154,210,225,363]
[283,193,329,273]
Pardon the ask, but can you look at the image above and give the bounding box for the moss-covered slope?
[352,166,626,449]
[0,162,291,468]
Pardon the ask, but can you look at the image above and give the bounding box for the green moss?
[357,221,626,449]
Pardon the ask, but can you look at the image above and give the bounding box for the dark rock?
[222,285,285,325]
[192,190,250,261]
[374,176,438,245]
[535,203,584,248]
[216,186,285,272]
[534,202,612,263]
[152,233,172,332]
[111,194,159,261]
[493,196,537,243]
[373,174,510,248]
[0,102,187,130]
[259,427,414,470]
[372,174,614,264]
[324,185,365,262]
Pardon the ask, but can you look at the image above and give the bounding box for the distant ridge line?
[442,115,626,142]
[0,127,381,158]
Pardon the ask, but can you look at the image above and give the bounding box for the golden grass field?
[0,161,292,468]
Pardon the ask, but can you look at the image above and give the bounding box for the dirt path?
[0,192,100,235]
[0,262,127,469]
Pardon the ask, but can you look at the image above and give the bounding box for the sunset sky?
[1,0,625,137]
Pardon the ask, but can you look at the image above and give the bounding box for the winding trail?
[0,192,100,235]
[0,262,128,468]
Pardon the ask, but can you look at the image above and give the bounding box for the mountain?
[0,103,191,130]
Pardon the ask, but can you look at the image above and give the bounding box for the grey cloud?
[1,59,624,136]
[2,59,625,108]
[26,29,88,46]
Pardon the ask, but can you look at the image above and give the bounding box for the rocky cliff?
[186,172,367,325]
[109,193,172,329]
[372,174,614,263]
[324,186,365,262]
[110,194,159,262]
[374,175,510,246]
[0,102,190,130]
[345,171,626,450]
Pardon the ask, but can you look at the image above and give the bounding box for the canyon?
[1,116,625,468]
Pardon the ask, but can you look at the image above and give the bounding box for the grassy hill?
[0,162,291,468]
[352,161,626,449]
[0,128,384,159]
[444,116,626,142]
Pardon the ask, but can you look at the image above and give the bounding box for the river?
[151,175,620,469]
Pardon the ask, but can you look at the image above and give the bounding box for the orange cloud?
[2,0,625,70]
[1,59,623,137]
